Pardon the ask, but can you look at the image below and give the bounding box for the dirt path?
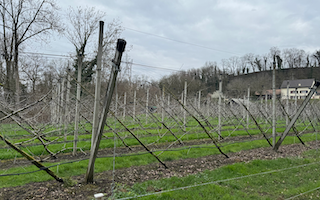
[0,141,317,200]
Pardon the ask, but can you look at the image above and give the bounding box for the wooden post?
[218,75,222,140]
[198,90,201,110]
[91,21,104,145]
[184,80,187,131]
[295,88,297,112]
[286,81,289,126]
[265,91,268,125]
[57,79,61,126]
[146,88,149,124]
[59,78,65,135]
[272,61,276,147]
[73,52,83,156]
[51,84,56,124]
[207,96,210,117]
[123,92,126,120]
[243,95,246,120]
[64,69,71,141]
[85,39,126,183]
[247,86,250,129]
[65,69,71,141]
[162,88,165,126]
[115,93,118,117]
[181,93,183,112]
[133,90,136,119]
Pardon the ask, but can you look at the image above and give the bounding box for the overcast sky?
[38,0,320,81]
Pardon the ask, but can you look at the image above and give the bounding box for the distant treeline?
[159,47,320,98]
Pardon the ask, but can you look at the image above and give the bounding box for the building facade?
[280,79,317,100]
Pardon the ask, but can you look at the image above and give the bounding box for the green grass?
[112,149,320,200]
[0,117,317,160]
[0,133,319,189]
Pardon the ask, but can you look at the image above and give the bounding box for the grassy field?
[0,116,316,160]
[0,132,319,189]
[112,149,320,200]
[1,114,319,199]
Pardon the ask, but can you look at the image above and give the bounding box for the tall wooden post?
[181,93,183,112]
[59,78,65,135]
[51,84,56,124]
[247,86,250,129]
[198,90,201,110]
[65,69,71,141]
[133,90,136,119]
[146,88,149,124]
[162,88,165,126]
[123,92,126,119]
[265,91,268,125]
[184,80,187,131]
[295,88,298,112]
[272,61,276,147]
[85,39,126,183]
[57,80,61,125]
[218,74,222,139]
[286,81,289,126]
[73,53,83,155]
[115,93,118,117]
[91,21,104,146]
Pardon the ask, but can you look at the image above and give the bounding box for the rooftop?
[280,79,315,89]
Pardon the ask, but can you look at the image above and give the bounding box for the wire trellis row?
[1,75,320,188]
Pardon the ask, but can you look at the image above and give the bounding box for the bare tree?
[313,50,320,67]
[66,7,123,82]
[66,6,105,59]
[20,55,46,94]
[0,0,61,106]
[282,48,305,69]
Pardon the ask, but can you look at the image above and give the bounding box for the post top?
[117,39,126,53]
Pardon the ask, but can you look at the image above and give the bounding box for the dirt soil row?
[1,140,319,200]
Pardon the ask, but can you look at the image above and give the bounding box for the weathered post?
[57,79,61,126]
[146,88,149,124]
[115,93,118,117]
[73,52,83,155]
[198,90,201,110]
[85,39,126,183]
[91,21,104,145]
[65,68,71,141]
[123,92,126,119]
[218,74,222,139]
[162,87,165,126]
[247,86,250,129]
[286,81,289,126]
[59,77,65,135]
[265,91,268,125]
[133,90,136,119]
[272,61,276,147]
[184,80,187,131]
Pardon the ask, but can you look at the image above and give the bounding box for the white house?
[280,79,319,100]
